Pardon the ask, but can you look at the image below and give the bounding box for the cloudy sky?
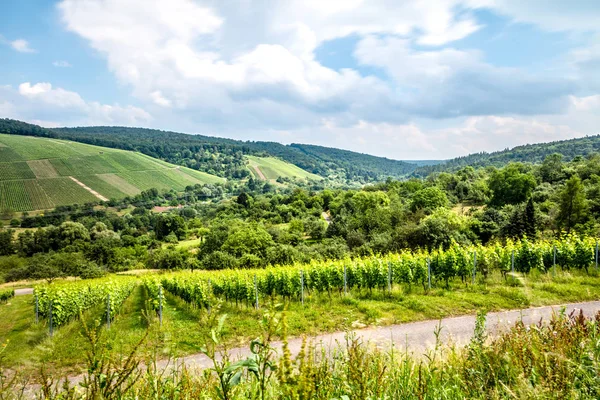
[1,0,600,160]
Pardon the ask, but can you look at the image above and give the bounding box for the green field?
[0,133,225,211]
[246,155,322,181]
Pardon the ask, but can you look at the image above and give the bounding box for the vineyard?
[0,133,225,210]
[153,236,598,308]
[28,235,600,335]
[34,277,136,327]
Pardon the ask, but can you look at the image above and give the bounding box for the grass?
[0,133,224,210]
[246,155,321,181]
[2,268,600,376]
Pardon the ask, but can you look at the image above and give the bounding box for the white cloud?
[10,39,36,53]
[1,83,151,127]
[53,60,72,67]
[34,0,600,159]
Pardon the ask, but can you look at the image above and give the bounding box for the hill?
[246,155,322,182]
[0,133,224,212]
[413,134,600,176]
[0,119,417,182]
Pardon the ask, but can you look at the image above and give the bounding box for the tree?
[410,187,448,212]
[524,197,536,238]
[155,214,186,240]
[0,230,15,256]
[556,175,588,234]
[539,153,564,183]
[489,164,536,206]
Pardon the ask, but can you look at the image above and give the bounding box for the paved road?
[14,288,34,296]
[160,300,600,370]
[21,300,600,393]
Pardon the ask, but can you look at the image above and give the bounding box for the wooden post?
[472,251,477,285]
[254,275,259,310]
[300,270,304,305]
[49,300,53,337]
[106,294,111,329]
[511,250,515,274]
[158,287,163,326]
[388,262,392,294]
[427,258,431,290]
[343,265,348,295]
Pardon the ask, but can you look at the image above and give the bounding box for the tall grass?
[2,307,600,399]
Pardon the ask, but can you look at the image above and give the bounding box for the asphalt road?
[159,300,600,370]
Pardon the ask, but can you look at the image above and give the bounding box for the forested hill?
[413,134,600,176]
[0,119,416,182]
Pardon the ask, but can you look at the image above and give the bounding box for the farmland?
[0,133,225,211]
[246,155,322,182]
[3,236,600,376]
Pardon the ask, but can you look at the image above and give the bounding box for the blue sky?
[1,0,600,160]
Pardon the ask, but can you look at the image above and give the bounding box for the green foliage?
[410,186,448,212]
[488,163,537,206]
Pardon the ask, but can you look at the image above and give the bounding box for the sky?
[1,0,600,160]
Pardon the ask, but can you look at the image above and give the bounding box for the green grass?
[3,269,600,375]
[0,133,224,210]
[246,155,321,181]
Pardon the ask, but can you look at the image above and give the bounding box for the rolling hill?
[413,134,600,176]
[246,155,322,182]
[0,133,224,212]
[0,119,418,181]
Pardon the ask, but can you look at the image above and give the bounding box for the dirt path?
[160,300,600,370]
[23,300,600,391]
[14,288,33,296]
[69,176,108,202]
[252,164,267,180]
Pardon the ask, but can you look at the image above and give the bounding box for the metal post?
[207,279,211,315]
[388,262,392,294]
[106,294,111,329]
[427,258,431,290]
[343,265,348,295]
[158,287,163,326]
[49,300,53,337]
[472,251,477,285]
[300,270,304,305]
[511,250,515,274]
[35,295,39,324]
[254,275,259,310]
[553,245,557,276]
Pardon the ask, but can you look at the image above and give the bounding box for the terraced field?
[246,155,322,182]
[0,133,225,211]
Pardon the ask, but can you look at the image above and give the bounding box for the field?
[246,155,322,181]
[3,237,600,397]
[2,261,600,375]
[0,133,225,211]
